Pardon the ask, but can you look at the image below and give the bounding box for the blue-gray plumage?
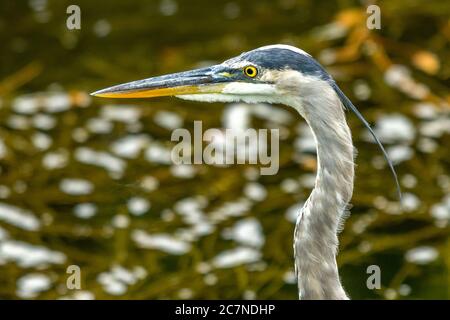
[92,44,401,300]
[236,47,332,81]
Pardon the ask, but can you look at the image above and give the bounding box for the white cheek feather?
[222,82,277,95]
[176,94,242,103]
[176,83,279,104]
[176,93,280,104]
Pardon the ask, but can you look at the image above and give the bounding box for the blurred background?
[0,0,449,299]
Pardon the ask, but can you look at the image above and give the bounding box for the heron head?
[91,44,330,105]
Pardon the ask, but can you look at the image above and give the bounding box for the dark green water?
[0,0,449,299]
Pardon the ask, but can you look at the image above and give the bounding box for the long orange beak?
[91,65,230,99]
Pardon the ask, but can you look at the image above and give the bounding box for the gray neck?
[289,85,355,300]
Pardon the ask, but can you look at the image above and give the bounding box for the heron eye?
[244,66,258,78]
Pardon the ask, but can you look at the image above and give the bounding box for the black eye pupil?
[246,67,254,76]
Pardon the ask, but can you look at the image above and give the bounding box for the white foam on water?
[73,203,97,219]
[420,118,450,138]
[16,273,52,298]
[12,92,72,114]
[386,145,414,164]
[112,214,130,229]
[283,270,296,284]
[127,197,150,216]
[285,202,304,223]
[0,226,9,241]
[132,230,191,255]
[300,174,316,188]
[252,103,292,124]
[384,65,429,99]
[371,114,416,144]
[7,115,30,130]
[0,240,66,267]
[100,105,141,123]
[111,134,150,159]
[75,147,126,177]
[222,218,265,248]
[12,96,39,114]
[86,117,113,134]
[32,132,52,150]
[59,290,95,300]
[280,178,300,194]
[44,93,71,113]
[170,164,197,178]
[209,198,252,221]
[401,193,421,212]
[430,195,450,221]
[0,185,11,199]
[174,197,207,225]
[405,246,438,265]
[60,178,94,196]
[0,202,40,231]
[244,183,267,202]
[413,103,438,119]
[0,138,7,159]
[32,114,56,130]
[212,247,261,268]
[140,176,159,192]
[222,103,250,130]
[42,150,69,169]
[154,110,183,130]
[145,143,172,164]
[93,19,111,37]
[97,265,146,295]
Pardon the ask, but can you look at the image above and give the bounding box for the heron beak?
[91,66,230,99]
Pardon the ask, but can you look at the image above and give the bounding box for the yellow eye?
[244,66,258,78]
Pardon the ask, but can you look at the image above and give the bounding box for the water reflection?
[0,0,449,300]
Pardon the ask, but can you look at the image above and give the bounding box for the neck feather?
[287,84,355,300]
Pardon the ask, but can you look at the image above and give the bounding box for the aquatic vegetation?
[0,0,448,299]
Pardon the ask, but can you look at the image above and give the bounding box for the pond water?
[0,0,449,299]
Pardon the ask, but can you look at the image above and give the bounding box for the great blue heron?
[92,44,401,300]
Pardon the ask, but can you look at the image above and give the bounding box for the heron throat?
[288,80,355,300]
